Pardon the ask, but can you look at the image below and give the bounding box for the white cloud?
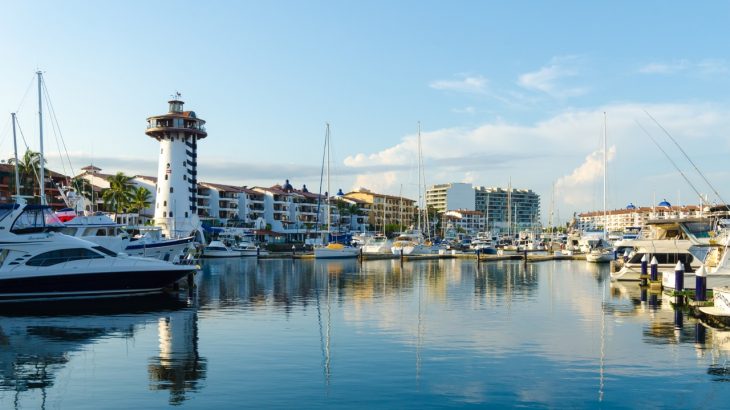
[518,56,587,98]
[452,106,476,114]
[638,59,729,76]
[429,75,488,94]
[343,102,730,215]
[555,146,616,206]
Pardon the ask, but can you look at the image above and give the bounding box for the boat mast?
[416,122,422,236]
[603,112,607,241]
[37,71,46,205]
[326,123,331,239]
[11,113,20,199]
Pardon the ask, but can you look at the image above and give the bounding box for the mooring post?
[640,255,648,286]
[650,256,658,281]
[674,261,685,292]
[695,265,707,302]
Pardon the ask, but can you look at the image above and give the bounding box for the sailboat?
[391,122,434,255]
[314,124,359,259]
[586,112,614,263]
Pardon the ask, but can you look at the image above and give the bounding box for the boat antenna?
[644,110,728,208]
[635,120,704,203]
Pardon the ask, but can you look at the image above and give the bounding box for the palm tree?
[8,149,41,198]
[102,172,133,213]
[128,186,152,215]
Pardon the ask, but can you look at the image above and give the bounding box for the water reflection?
[0,295,204,408]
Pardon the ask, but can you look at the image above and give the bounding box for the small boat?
[470,232,497,255]
[313,124,359,260]
[202,240,241,258]
[586,249,614,263]
[362,233,391,254]
[314,242,360,259]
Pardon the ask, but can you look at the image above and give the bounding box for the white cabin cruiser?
[0,201,195,303]
[202,240,241,258]
[362,234,391,254]
[390,230,434,256]
[58,211,194,263]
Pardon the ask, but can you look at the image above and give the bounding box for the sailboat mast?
[11,113,20,199]
[603,112,607,240]
[37,71,46,205]
[417,122,422,235]
[326,123,331,237]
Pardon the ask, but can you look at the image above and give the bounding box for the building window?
[183,175,187,181]
[164,174,168,180]
[164,201,167,206]
[169,212,173,217]
[170,187,174,193]
[163,212,167,217]
[161,148,163,154]
[185,212,188,217]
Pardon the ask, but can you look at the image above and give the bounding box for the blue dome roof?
[626,203,636,210]
[302,184,309,193]
[336,188,345,196]
[658,199,671,208]
[282,179,293,192]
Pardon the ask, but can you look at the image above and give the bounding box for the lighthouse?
[146,95,206,239]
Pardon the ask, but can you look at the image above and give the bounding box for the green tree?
[101,172,133,213]
[8,149,41,198]
[128,186,152,214]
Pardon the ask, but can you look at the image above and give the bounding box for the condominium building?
[474,186,540,232]
[425,182,475,212]
[344,188,416,231]
[576,201,707,232]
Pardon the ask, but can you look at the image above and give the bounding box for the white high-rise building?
[146,96,207,239]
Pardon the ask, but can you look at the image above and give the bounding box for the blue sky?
[2,1,730,222]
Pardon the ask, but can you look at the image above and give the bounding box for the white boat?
[391,230,434,255]
[470,232,497,254]
[699,286,730,319]
[202,240,241,258]
[0,200,195,302]
[219,231,267,257]
[586,249,614,263]
[362,234,391,254]
[313,124,359,259]
[59,212,194,263]
[314,242,360,259]
[661,237,730,290]
[610,241,698,281]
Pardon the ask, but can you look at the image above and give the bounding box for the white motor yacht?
[390,230,434,255]
[59,212,194,263]
[0,201,195,303]
[202,240,242,258]
[362,234,391,254]
[314,242,360,259]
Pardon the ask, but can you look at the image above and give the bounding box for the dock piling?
[674,261,685,292]
[640,255,648,286]
[650,256,658,281]
[695,265,707,302]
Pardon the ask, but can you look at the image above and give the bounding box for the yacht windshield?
[0,204,19,223]
[11,205,65,234]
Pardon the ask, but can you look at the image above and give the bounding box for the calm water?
[1,258,729,409]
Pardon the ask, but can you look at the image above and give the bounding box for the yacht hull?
[0,268,193,303]
[314,247,359,259]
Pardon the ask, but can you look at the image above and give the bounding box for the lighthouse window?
[169,212,173,217]
[170,187,174,193]
[164,201,167,206]
[163,212,167,217]
[161,148,163,154]
[164,174,168,181]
